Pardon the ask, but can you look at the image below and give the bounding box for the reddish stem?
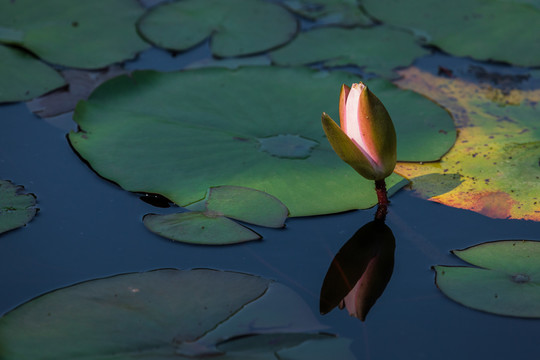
[374,179,388,221]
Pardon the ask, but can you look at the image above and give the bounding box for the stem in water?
[374,179,388,221]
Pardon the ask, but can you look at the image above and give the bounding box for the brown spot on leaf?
[470,191,516,219]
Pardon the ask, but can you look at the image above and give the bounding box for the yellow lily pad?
[394,67,540,221]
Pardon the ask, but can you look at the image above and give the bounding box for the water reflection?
[320,209,395,321]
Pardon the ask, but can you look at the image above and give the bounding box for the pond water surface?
[1,43,540,359]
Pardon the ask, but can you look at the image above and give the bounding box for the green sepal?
[321,112,378,180]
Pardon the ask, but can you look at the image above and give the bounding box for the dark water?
[1,45,540,359]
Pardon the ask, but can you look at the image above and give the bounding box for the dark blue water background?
[1,41,540,359]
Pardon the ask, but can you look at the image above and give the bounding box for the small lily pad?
[0,268,356,359]
[137,0,298,57]
[0,45,65,103]
[144,186,288,245]
[143,212,262,245]
[270,26,430,78]
[68,67,455,216]
[258,134,319,160]
[205,186,289,228]
[434,240,540,318]
[0,0,149,69]
[0,180,38,235]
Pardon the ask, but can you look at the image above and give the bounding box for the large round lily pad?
[0,180,38,235]
[362,0,540,66]
[434,240,540,318]
[0,0,149,69]
[270,26,429,78]
[0,45,65,103]
[0,268,355,359]
[137,0,298,57]
[68,67,455,216]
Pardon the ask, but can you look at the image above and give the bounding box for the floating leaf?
[0,180,38,235]
[68,67,455,216]
[0,45,65,103]
[280,0,372,26]
[26,66,127,118]
[0,268,356,359]
[434,240,540,318]
[144,186,288,245]
[137,0,298,57]
[320,220,395,321]
[394,67,540,221]
[0,0,149,69]
[362,0,540,66]
[270,26,429,78]
[143,212,262,245]
[205,186,289,228]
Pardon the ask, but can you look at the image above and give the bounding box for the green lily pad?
[362,0,540,67]
[434,240,540,318]
[0,180,38,235]
[205,186,289,227]
[137,0,298,57]
[270,26,429,78]
[68,67,455,216]
[0,0,149,69]
[280,0,373,26]
[0,268,356,359]
[0,45,65,103]
[143,212,262,245]
[144,186,288,245]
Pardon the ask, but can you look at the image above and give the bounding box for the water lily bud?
[322,82,397,181]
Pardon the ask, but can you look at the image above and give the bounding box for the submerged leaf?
[394,67,540,221]
[0,45,65,103]
[280,0,372,26]
[0,180,38,235]
[0,269,356,359]
[68,67,454,216]
[434,240,540,318]
[0,0,149,69]
[138,0,298,57]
